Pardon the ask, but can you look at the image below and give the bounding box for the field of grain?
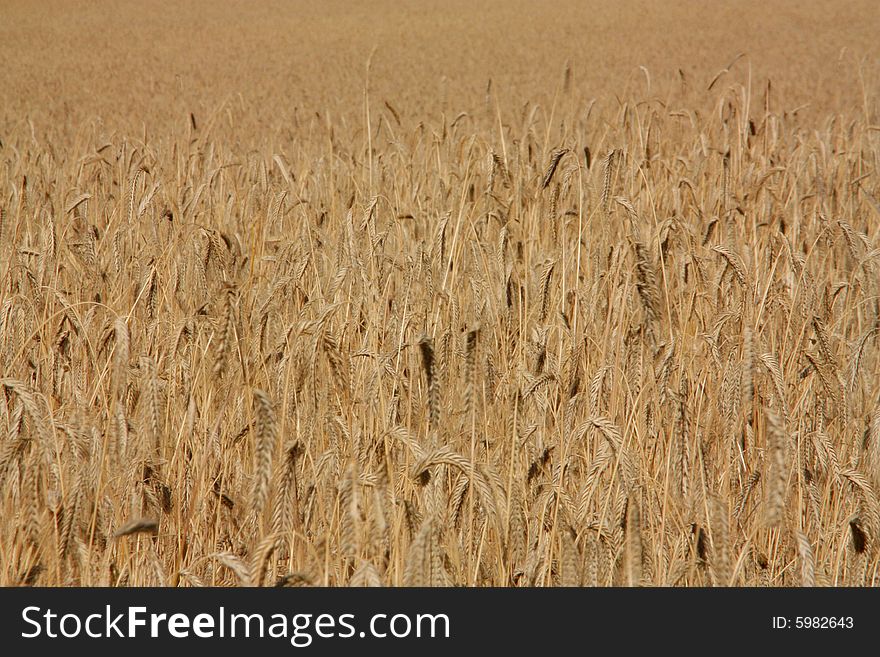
[2,0,880,586]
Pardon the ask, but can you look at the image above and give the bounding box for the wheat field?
[2,0,880,587]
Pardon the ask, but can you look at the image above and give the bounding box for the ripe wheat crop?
[1,0,880,586]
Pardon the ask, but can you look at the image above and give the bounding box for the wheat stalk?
[251,388,277,518]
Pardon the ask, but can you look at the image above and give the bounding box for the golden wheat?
[1,0,879,588]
